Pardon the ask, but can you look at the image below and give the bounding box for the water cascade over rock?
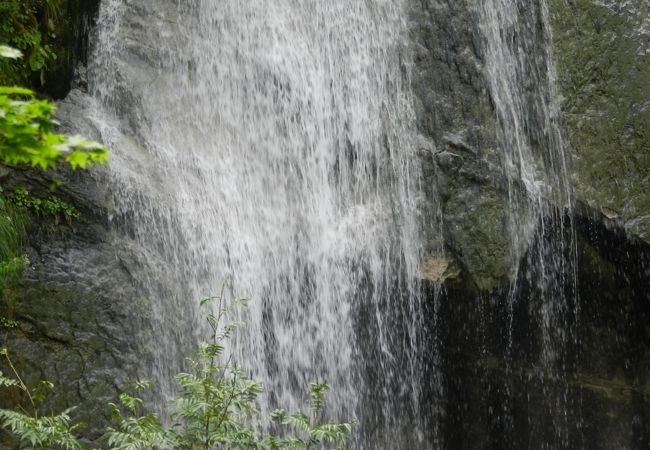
[87,0,428,447]
[2,0,648,448]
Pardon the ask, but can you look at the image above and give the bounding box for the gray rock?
[549,0,650,243]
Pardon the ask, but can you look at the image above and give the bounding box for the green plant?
[0,255,29,288]
[12,187,81,223]
[0,0,61,86]
[0,189,27,289]
[0,316,19,328]
[0,196,24,261]
[0,46,108,169]
[0,187,79,288]
[0,347,84,450]
[0,46,107,288]
[0,87,108,170]
[0,297,354,449]
[106,295,353,449]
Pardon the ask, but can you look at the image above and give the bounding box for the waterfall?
[85,0,426,448]
[64,0,587,447]
[478,0,573,280]
[478,0,579,447]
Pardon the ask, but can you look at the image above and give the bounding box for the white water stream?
[479,1,578,446]
[86,0,425,447]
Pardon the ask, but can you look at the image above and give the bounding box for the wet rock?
[549,0,650,243]
[408,0,512,291]
[417,209,650,449]
[0,164,157,442]
[420,254,461,283]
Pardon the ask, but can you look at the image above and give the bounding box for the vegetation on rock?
[0,192,26,290]
[0,297,354,449]
[0,0,59,87]
[0,45,107,290]
[0,0,96,96]
[549,0,650,241]
[0,48,107,170]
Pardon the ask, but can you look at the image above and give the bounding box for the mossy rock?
[549,0,650,242]
[0,0,100,98]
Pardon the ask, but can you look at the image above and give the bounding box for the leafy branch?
[0,347,84,450]
[0,46,108,170]
[0,296,354,449]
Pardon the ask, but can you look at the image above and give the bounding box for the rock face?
[0,166,153,441]
[549,0,650,243]
[43,0,102,98]
[410,0,650,288]
[408,0,510,292]
[408,0,571,292]
[0,6,161,444]
[1,87,204,444]
[420,212,650,449]
[406,0,650,448]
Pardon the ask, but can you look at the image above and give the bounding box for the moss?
[549,0,650,242]
[446,189,510,292]
[0,0,99,98]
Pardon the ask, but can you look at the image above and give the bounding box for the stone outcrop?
[0,5,152,443]
[408,0,511,292]
[550,0,650,243]
[409,0,649,283]
[406,0,650,448]
[421,211,650,449]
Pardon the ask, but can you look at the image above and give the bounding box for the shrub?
[0,296,354,449]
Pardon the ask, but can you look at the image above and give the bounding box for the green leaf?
[199,295,218,307]
[0,372,19,388]
[0,86,34,96]
[0,46,23,59]
[0,89,108,170]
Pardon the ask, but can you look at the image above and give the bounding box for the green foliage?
[0,255,28,289]
[0,298,355,449]
[0,316,19,328]
[0,185,81,288]
[0,84,108,170]
[0,409,84,450]
[0,190,27,288]
[0,46,108,170]
[12,186,81,222]
[0,197,24,261]
[0,46,107,289]
[0,348,84,450]
[106,296,353,450]
[0,0,60,86]
[268,384,353,449]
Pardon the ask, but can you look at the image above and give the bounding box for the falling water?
[478,0,579,447]
[85,0,426,448]
[478,0,573,281]
[67,0,586,447]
